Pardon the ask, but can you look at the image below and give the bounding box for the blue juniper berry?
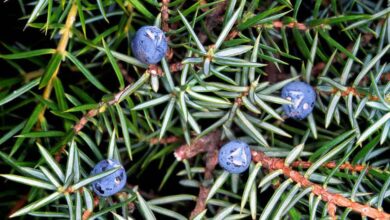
[90,159,127,197]
[131,26,168,65]
[281,81,316,120]
[218,140,251,174]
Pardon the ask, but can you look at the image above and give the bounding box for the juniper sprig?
[0,0,389,219]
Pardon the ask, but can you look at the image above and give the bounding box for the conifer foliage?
[0,0,389,219]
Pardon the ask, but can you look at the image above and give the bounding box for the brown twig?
[317,86,380,101]
[161,0,170,33]
[72,88,124,134]
[251,150,390,220]
[73,107,101,134]
[174,130,221,161]
[161,0,174,60]
[169,62,184,73]
[73,73,151,134]
[190,186,210,219]
[173,131,221,218]
[328,202,337,220]
[150,136,181,145]
[190,151,218,219]
[179,130,221,219]
[227,20,310,42]
[291,160,367,172]
[267,20,308,30]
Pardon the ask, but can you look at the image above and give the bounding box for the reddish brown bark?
[175,131,221,219]
[270,20,308,30]
[291,160,367,172]
[150,136,181,145]
[174,130,221,161]
[190,186,210,218]
[190,149,219,219]
[318,86,381,101]
[169,62,184,73]
[161,0,170,33]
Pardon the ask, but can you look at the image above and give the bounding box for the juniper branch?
[73,72,151,134]
[174,131,388,219]
[251,150,390,220]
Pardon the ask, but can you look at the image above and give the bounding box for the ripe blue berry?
[131,26,168,64]
[281,81,316,120]
[90,159,127,197]
[218,140,251,174]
